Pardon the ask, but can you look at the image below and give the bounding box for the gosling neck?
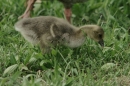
[78,25,91,37]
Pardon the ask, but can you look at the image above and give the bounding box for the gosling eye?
[99,34,102,38]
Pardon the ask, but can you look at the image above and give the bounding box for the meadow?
[0,0,130,86]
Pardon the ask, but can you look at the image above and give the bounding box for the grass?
[0,0,130,86]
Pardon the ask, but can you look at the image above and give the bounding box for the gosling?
[14,16,104,53]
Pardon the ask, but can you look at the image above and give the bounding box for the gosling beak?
[98,39,104,47]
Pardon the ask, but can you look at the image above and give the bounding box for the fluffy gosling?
[14,16,104,53]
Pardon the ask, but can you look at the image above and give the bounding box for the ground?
[0,0,130,86]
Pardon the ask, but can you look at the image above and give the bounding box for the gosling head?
[80,25,104,47]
